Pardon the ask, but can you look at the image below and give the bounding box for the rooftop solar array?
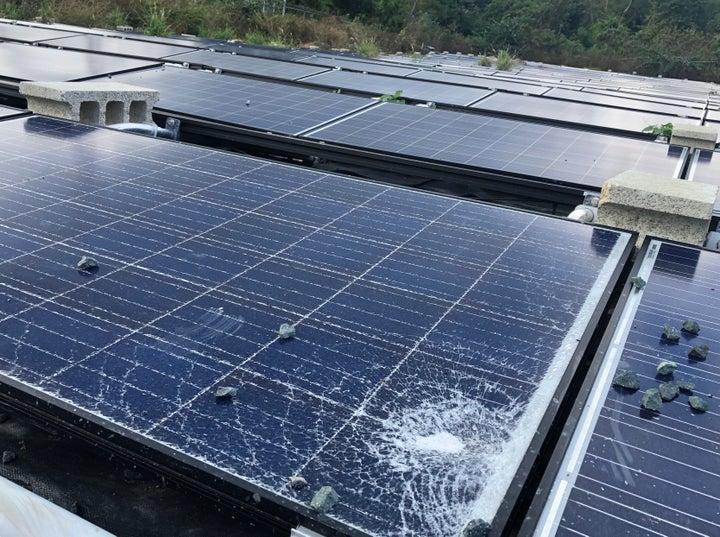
[304,103,684,190]
[535,239,720,537]
[0,115,634,537]
[0,41,158,83]
[0,21,79,42]
[407,69,550,96]
[109,66,376,136]
[300,69,493,106]
[166,49,330,80]
[42,34,195,59]
[686,149,720,213]
[470,92,685,134]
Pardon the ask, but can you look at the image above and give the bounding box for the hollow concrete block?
[19,81,159,126]
[670,123,717,150]
[597,170,718,246]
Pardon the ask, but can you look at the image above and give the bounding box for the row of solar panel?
[0,114,717,537]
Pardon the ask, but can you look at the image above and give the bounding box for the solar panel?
[545,87,704,118]
[0,42,159,83]
[166,50,330,80]
[686,149,720,213]
[534,239,720,537]
[304,103,685,190]
[470,92,685,134]
[0,114,634,537]
[300,69,492,106]
[0,21,79,42]
[705,109,720,123]
[42,34,195,59]
[0,104,25,118]
[407,69,550,96]
[108,66,376,136]
[297,54,421,76]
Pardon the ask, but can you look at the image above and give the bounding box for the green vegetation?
[379,90,405,104]
[643,123,674,137]
[495,49,514,71]
[1,1,720,80]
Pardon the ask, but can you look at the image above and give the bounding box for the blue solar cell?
[537,240,720,537]
[0,116,634,537]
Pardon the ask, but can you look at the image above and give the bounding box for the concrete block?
[19,81,159,126]
[670,123,717,150]
[597,170,718,246]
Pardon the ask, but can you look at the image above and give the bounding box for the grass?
[495,49,514,70]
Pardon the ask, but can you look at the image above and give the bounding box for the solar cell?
[534,239,720,537]
[471,92,684,134]
[407,69,550,95]
[166,50,330,80]
[297,54,421,76]
[0,21,79,42]
[545,87,703,117]
[300,69,492,106]
[0,42,158,83]
[0,115,633,537]
[304,103,685,190]
[42,34,195,59]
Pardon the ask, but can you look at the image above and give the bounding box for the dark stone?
[688,344,709,361]
[0,412,8,424]
[2,450,16,464]
[661,324,680,342]
[658,382,680,401]
[278,323,296,340]
[612,370,640,390]
[641,388,662,411]
[462,519,492,537]
[681,319,701,335]
[689,396,709,412]
[656,360,677,376]
[76,255,99,271]
[630,276,646,291]
[676,380,695,393]
[214,386,237,399]
[310,486,339,513]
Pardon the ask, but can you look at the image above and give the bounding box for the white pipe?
[0,475,115,537]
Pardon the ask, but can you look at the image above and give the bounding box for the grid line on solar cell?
[0,116,632,537]
[304,103,682,189]
[108,67,377,136]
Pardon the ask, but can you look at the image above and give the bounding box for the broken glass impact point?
[289,476,308,490]
[658,382,680,401]
[462,518,492,537]
[689,396,709,412]
[641,388,662,411]
[681,319,701,335]
[630,276,646,291]
[612,370,640,390]
[656,360,677,376]
[76,255,98,271]
[278,323,296,339]
[688,344,709,361]
[214,386,237,399]
[310,486,339,513]
[661,324,680,342]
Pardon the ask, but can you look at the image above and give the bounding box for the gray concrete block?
[670,123,717,150]
[19,81,159,126]
[597,170,717,246]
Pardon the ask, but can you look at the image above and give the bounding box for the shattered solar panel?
[535,240,720,537]
[0,115,633,537]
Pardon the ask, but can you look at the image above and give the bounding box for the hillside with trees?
[3,0,720,81]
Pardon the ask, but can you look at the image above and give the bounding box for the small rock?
[676,380,695,393]
[661,324,680,342]
[310,485,339,513]
[214,386,237,399]
[658,382,680,401]
[76,256,98,271]
[688,344,709,361]
[681,319,701,335]
[289,476,308,490]
[462,519,492,537]
[0,413,8,424]
[612,370,640,390]
[656,360,677,376]
[2,450,16,464]
[641,388,663,411]
[688,396,709,412]
[278,323,296,340]
[252,492,261,504]
[630,276,646,291]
